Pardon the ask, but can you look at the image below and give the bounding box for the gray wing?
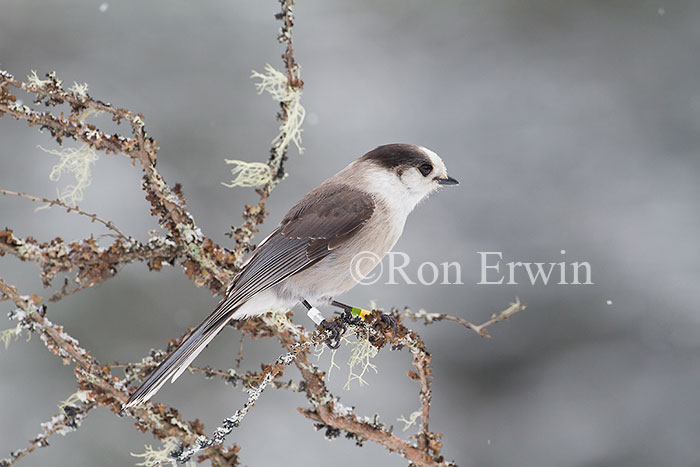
[124,185,374,409]
[230,185,376,297]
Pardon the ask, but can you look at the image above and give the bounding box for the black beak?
[436,175,459,186]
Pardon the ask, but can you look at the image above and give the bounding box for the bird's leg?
[331,299,398,335]
[330,300,352,314]
[300,299,345,349]
[331,299,370,321]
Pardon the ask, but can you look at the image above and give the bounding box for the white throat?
[354,162,425,218]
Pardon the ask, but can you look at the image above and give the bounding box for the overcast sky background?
[1,1,700,466]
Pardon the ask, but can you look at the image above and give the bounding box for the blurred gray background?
[1,1,700,466]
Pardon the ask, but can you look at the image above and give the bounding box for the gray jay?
[124,143,458,409]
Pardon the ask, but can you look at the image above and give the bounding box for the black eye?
[418,163,433,176]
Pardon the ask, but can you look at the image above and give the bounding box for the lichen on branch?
[0,1,525,466]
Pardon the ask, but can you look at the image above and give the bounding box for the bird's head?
[357,143,458,211]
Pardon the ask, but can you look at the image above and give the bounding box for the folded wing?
[123,185,374,409]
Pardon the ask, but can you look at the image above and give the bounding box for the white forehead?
[418,146,447,174]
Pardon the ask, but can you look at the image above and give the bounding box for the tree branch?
[398,298,527,338]
[0,2,526,465]
[3,401,97,467]
[0,278,236,466]
[0,188,129,240]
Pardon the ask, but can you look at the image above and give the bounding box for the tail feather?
[122,303,239,410]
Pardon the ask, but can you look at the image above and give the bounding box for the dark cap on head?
[359,144,433,171]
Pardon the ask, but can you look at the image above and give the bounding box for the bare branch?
[174,335,320,463]
[0,188,129,240]
[111,355,302,393]
[2,401,97,466]
[0,278,237,465]
[399,298,527,338]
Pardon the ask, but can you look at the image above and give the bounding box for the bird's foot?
[320,318,347,349]
[321,300,398,347]
[378,312,398,336]
[345,304,397,335]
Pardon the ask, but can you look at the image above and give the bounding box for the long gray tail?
[122,301,239,410]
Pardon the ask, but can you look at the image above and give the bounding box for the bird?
[123,143,458,409]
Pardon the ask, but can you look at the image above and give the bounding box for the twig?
[289,312,453,467]
[0,229,180,295]
[173,336,322,463]
[228,0,305,260]
[0,188,129,240]
[0,70,238,294]
[2,401,97,466]
[3,69,141,125]
[110,360,301,392]
[235,332,245,370]
[399,298,527,338]
[0,278,234,466]
[270,0,303,181]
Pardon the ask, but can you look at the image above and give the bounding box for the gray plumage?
[123,144,456,409]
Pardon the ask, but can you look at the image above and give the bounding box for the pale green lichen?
[27,70,50,88]
[263,308,302,336]
[38,143,98,207]
[2,308,35,349]
[397,410,422,432]
[221,159,272,188]
[250,64,305,175]
[59,390,90,412]
[131,437,192,467]
[315,330,379,389]
[343,333,379,389]
[314,338,344,381]
[68,81,89,98]
[168,415,191,433]
[0,323,23,349]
